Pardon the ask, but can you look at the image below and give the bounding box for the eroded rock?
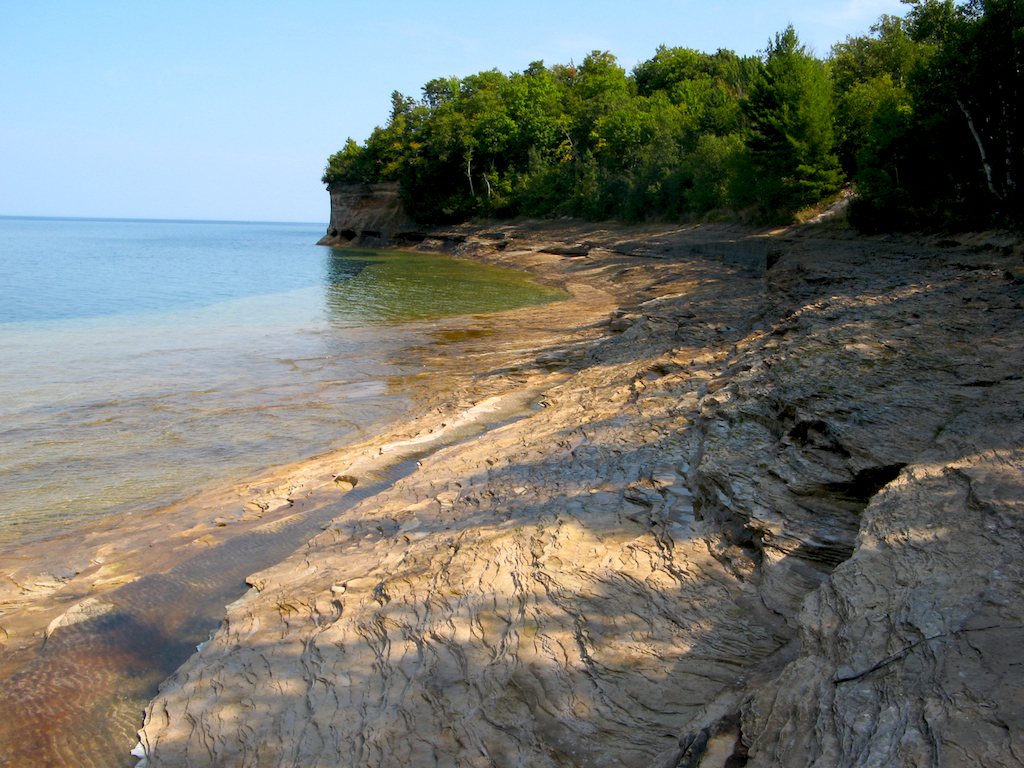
[124,223,1024,767]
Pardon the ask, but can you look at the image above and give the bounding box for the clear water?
[0,217,562,549]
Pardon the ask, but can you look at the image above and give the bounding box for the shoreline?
[3,220,1023,767]
[0,222,636,764]
[0,232,595,677]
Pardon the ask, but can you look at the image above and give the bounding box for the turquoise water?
[0,217,561,548]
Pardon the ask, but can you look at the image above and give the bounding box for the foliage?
[323,1,1021,230]
[742,27,844,221]
[845,0,1023,230]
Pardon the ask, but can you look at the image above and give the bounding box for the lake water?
[0,217,562,549]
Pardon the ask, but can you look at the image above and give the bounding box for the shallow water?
[0,217,562,549]
[0,459,424,768]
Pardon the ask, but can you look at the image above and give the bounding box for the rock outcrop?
[317,182,417,245]
[124,223,1024,767]
[685,239,1024,767]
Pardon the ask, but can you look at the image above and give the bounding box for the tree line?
[323,0,1021,230]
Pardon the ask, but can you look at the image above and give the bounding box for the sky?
[1,0,909,224]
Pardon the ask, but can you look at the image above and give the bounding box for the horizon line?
[0,214,328,227]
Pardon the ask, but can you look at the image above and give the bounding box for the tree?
[633,46,709,96]
[743,26,844,220]
[924,0,1021,220]
[830,15,925,178]
[848,0,1022,229]
[322,138,367,186]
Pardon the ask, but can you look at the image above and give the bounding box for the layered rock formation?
[133,223,1024,768]
[317,182,416,245]
[685,240,1024,766]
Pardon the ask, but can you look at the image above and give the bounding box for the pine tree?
[743,26,844,220]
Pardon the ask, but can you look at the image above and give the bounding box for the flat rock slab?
[8,221,1022,768]
[136,224,1024,768]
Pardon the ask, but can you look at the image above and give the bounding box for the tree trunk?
[999,81,1015,198]
[957,98,1002,200]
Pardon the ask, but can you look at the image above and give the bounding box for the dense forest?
[324,0,1021,230]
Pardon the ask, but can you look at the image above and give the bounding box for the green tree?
[743,26,844,220]
[830,15,924,177]
[849,0,1022,229]
[322,138,368,186]
[926,0,1021,220]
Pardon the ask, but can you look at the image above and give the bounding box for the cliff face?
[317,182,417,246]
[135,224,1024,768]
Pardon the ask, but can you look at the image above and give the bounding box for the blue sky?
[1,0,907,223]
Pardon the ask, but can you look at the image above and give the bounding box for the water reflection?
[326,254,381,283]
[322,248,564,328]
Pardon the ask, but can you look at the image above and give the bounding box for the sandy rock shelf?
[137,222,1024,768]
[6,219,1024,768]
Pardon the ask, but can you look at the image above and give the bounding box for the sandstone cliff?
[317,182,417,245]
[135,223,1024,768]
